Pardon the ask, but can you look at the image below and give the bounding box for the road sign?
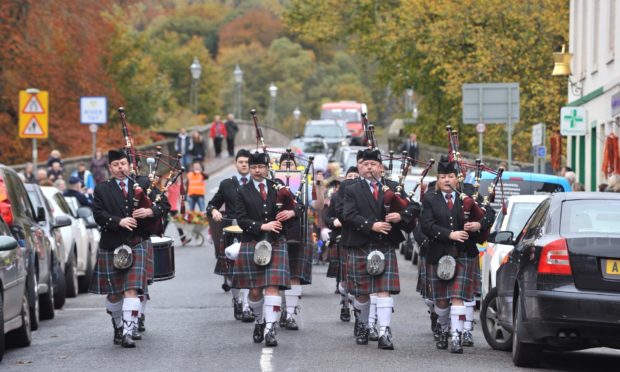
[476,123,486,133]
[536,145,546,158]
[532,123,544,146]
[560,107,587,136]
[80,96,107,124]
[19,90,49,139]
[462,83,520,124]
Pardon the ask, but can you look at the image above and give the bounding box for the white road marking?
[260,347,274,372]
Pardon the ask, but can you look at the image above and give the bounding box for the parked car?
[479,194,547,351]
[25,183,72,310]
[303,120,348,154]
[40,187,95,296]
[0,165,53,329]
[0,217,30,361]
[491,192,620,367]
[64,195,99,261]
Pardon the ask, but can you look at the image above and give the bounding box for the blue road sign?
[536,145,546,158]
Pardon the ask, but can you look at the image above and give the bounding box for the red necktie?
[119,180,128,198]
[445,193,453,210]
[372,182,379,200]
[259,183,267,201]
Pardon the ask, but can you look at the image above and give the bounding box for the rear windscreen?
[479,179,566,212]
[561,200,620,235]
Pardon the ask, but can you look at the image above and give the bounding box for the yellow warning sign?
[19,90,48,139]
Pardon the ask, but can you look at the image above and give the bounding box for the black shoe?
[450,332,463,354]
[112,321,123,345]
[253,322,265,343]
[433,323,442,342]
[233,299,243,320]
[462,330,474,347]
[368,324,379,341]
[121,333,136,348]
[265,328,278,347]
[356,326,369,345]
[284,317,299,330]
[354,318,363,337]
[279,311,288,327]
[131,328,142,340]
[430,311,438,332]
[378,328,394,350]
[138,315,146,332]
[340,307,351,322]
[221,282,231,292]
[436,330,449,350]
[242,309,255,323]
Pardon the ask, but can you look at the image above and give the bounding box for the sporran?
[436,255,456,281]
[113,244,134,270]
[253,240,273,266]
[366,249,386,276]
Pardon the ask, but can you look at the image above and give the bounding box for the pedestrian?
[175,127,193,169]
[64,176,91,207]
[88,149,169,348]
[48,161,64,181]
[189,130,206,165]
[225,113,239,157]
[21,162,36,183]
[46,149,63,170]
[186,161,208,212]
[163,176,191,246]
[72,161,95,196]
[91,149,109,184]
[605,175,620,192]
[342,148,419,350]
[232,151,296,347]
[207,149,251,319]
[53,178,66,192]
[419,156,494,354]
[209,115,227,158]
[399,133,419,163]
[564,171,576,187]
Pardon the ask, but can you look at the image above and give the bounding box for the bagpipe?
[117,107,185,234]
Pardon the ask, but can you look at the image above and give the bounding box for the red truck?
[320,101,368,145]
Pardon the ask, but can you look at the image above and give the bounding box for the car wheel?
[65,251,79,298]
[53,260,67,309]
[512,295,542,367]
[28,272,40,331]
[6,288,32,348]
[39,269,55,320]
[480,287,513,351]
[78,246,93,293]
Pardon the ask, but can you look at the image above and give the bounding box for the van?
[320,101,368,143]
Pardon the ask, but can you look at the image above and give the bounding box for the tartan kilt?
[326,242,339,278]
[425,255,481,302]
[416,254,427,297]
[89,241,149,295]
[214,230,238,276]
[145,238,154,285]
[232,237,290,290]
[288,240,313,285]
[327,242,347,282]
[346,242,400,296]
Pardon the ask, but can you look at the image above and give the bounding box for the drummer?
[207,149,252,321]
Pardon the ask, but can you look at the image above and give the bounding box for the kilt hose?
[425,255,480,302]
[232,237,291,290]
[288,240,313,285]
[346,242,400,296]
[327,242,347,283]
[89,240,149,295]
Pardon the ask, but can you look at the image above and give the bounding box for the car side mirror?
[77,206,93,219]
[52,215,72,229]
[487,230,497,243]
[494,231,514,245]
[36,206,46,223]
[0,235,18,251]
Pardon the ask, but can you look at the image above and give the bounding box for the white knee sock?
[106,298,123,328]
[435,306,450,332]
[369,294,378,326]
[242,289,250,311]
[264,295,282,332]
[424,298,435,314]
[450,305,467,334]
[122,297,141,336]
[338,281,348,296]
[464,300,476,331]
[376,297,394,337]
[248,297,264,324]
[285,285,302,319]
[232,288,241,302]
[353,298,370,326]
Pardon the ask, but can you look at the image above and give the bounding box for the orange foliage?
[219,8,282,49]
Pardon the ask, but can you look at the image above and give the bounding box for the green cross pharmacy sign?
[560,107,587,136]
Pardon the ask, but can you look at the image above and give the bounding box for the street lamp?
[552,44,583,97]
[189,57,202,114]
[405,88,413,113]
[293,107,301,136]
[268,82,278,127]
[233,64,243,119]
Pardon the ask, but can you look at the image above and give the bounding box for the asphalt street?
[2,163,620,371]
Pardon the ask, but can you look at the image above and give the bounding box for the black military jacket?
[206,176,242,220]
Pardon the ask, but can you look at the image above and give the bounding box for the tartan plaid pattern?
[288,241,313,285]
[346,242,400,296]
[326,242,338,278]
[89,240,149,295]
[145,238,154,285]
[424,255,481,302]
[327,242,348,282]
[214,230,238,276]
[416,254,427,297]
[210,219,230,276]
[232,237,291,290]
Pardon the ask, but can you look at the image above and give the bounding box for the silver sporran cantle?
[113,244,133,270]
[253,240,273,266]
[436,255,456,280]
[366,250,386,276]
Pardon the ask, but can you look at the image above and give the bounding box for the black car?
[493,192,620,367]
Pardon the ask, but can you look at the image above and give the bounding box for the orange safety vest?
[187,172,206,196]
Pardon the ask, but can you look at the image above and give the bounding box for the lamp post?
[189,57,202,115]
[268,82,278,127]
[233,64,243,119]
[293,107,301,136]
[405,88,413,113]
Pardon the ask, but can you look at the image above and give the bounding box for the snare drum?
[222,225,243,259]
[150,236,175,281]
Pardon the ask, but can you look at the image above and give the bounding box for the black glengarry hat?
[360,149,382,163]
[437,155,457,175]
[236,149,251,160]
[356,150,364,161]
[108,148,128,164]
[279,151,296,164]
[249,152,270,166]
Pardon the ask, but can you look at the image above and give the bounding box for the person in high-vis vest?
[186,161,209,212]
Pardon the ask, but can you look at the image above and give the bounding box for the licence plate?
[605,259,620,275]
